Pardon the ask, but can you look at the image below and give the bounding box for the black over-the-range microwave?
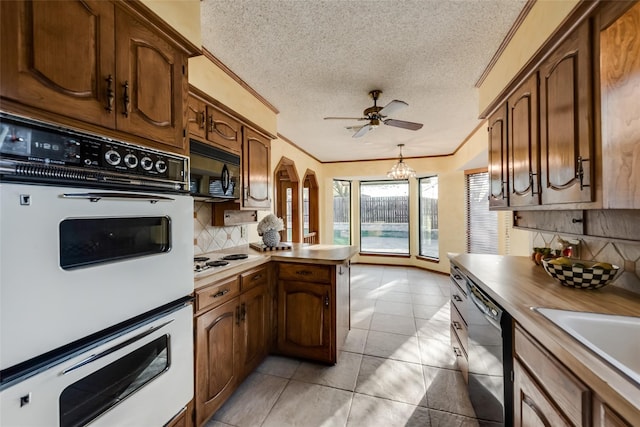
[189,139,240,201]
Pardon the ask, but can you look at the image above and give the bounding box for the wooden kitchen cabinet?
[508,73,540,207]
[600,1,640,209]
[195,296,241,427]
[514,325,591,427]
[239,266,270,378]
[194,265,271,426]
[487,17,596,211]
[206,106,242,155]
[539,20,593,205]
[0,0,193,154]
[187,92,242,156]
[242,127,271,210]
[276,262,349,364]
[488,104,509,209]
[514,359,572,427]
[277,279,332,363]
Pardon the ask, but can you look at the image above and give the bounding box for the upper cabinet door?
[206,106,242,155]
[600,2,640,209]
[508,73,540,207]
[114,7,187,152]
[539,21,593,205]
[0,1,115,128]
[488,104,509,209]
[242,128,271,209]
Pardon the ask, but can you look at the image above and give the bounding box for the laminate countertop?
[449,253,640,422]
[194,243,357,289]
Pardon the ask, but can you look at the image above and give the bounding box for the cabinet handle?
[241,303,246,321]
[208,116,214,133]
[576,156,590,191]
[251,274,263,281]
[122,81,130,117]
[453,346,462,357]
[324,293,329,307]
[453,294,462,303]
[199,111,205,129]
[529,171,539,196]
[296,270,312,276]
[212,289,229,298]
[105,75,114,113]
[452,321,462,330]
[502,181,507,199]
[571,218,583,224]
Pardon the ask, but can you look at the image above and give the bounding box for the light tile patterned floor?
[205,264,481,427]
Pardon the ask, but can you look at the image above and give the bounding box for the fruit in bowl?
[541,257,620,289]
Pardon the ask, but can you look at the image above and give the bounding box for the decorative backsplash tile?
[531,232,640,294]
[194,202,248,254]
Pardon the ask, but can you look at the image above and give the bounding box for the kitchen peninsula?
[193,243,356,426]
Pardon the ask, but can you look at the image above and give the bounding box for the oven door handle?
[61,319,174,375]
[61,192,174,203]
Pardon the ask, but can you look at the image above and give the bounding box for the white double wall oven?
[0,113,194,426]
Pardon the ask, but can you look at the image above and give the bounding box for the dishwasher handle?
[467,281,502,330]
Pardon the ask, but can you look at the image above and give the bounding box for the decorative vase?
[262,229,281,247]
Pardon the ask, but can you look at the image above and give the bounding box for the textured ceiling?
[200,0,527,162]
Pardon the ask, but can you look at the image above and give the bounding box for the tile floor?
[204,264,480,427]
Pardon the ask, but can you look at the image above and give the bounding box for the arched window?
[302,170,319,244]
[273,157,300,242]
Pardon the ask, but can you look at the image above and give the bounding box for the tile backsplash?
[194,202,248,254]
[531,232,640,295]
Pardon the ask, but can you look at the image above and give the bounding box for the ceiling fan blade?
[324,116,367,120]
[352,124,374,138]
[383,119,423,131]
[379,100,408,117]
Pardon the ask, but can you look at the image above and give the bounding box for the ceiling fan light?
[387,144,416,179]
[370,118,380,127]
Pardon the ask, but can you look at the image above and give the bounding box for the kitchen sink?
[533,307,640,385]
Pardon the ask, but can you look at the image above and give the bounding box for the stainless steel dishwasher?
[464,272,513,426]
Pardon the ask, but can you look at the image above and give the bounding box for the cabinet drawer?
[241,265,269,292]
[515,325,590,426]
[450,304,468,355]
[196,276,240,313]
[278,263,331,284]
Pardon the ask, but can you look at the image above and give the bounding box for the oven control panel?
[0,113,188,192]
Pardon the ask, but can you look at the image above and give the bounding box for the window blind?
[466,172,498,254]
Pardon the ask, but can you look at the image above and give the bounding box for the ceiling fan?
[324,90,423,138]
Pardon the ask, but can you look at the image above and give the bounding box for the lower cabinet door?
[514,360,571,427]
[195,298,240,427]
[239,282,269,378]
[277,280,332,363]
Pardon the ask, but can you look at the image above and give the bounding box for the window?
[302,170,319,244]
[360,181,409,254]
[274,157,299,242]
[333,180,351,245]
[466,171,498,253]
[419,176,439,259]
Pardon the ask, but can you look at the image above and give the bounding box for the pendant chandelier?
[387,144,416,179]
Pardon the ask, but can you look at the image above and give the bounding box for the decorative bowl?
[541,258,620,290]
